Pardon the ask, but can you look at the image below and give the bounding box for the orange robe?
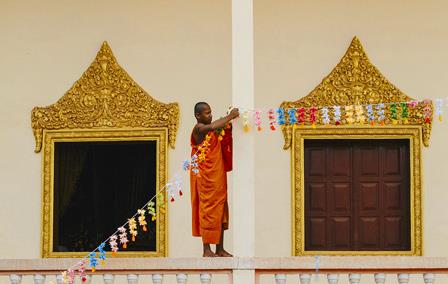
[190,128,232,244]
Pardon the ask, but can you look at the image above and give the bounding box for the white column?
[176,274,188,284]
[9,275,22,284]
[299,274,311,284]
[327,274,339,284]
[33,275,46,284]
[199,273,212,284]
[152,274,163,284]
[274,274,286,284]
[423,273,435,284]
[397,274,410,284]
[231,0,255,283]
[374,273,386,284]
[103,274,115,284]
[127,274,139,284]
[349,274,361,284]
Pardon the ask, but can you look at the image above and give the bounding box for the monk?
[190,102,239,257]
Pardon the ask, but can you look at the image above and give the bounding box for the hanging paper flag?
[345,105,355,124]
[390,103,398,124]
[401,102,409,124]
[277,108,286,126]
[118,226,129,249]
[182,160,190,171]
[166,182,176,202]
[137,209,147,232]
[408,100,418,108]
[435,98,443,122]
[190,154,199,174]
[89,252,98,272]
[268,109,277,130]
[109,235,118,255]
[147,201,156,221]
[376,103,385,125]
[354,105,365,124]
[423,100,432,124]
[242,111,250,132]
[78,261,87,283]
[309,107,317,128]
[288,108,297,126]
[68,269,75,284]
[98,243,106,265]
[333,106,341,125]
[321,107,330,125]
[174,178,183,197]
[254,109,262,131]
[366,104,375,125]
[298,107,306,126]
[128,218,138,241]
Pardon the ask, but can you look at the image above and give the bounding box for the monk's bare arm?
[197,108,239,135]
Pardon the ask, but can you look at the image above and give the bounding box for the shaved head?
[194,102,209,115]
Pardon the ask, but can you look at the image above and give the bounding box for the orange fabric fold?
[190,130,231,244]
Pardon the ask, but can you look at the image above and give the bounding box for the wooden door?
[304,139,410,251]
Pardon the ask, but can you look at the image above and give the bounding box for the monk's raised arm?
[196,108,239,135]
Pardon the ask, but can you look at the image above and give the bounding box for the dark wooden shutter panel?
[304,140,410,251]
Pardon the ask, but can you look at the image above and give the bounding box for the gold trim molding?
[280,37,433,150]
[32,42,180,152]
[41,128,169,258]
[291,127,423,256]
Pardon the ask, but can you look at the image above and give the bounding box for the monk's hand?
[229,108,239,119]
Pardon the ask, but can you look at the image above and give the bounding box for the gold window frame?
[291,126,422,256]
[42,128,168,258]
[31,42,179,257]
[280,37,432,256]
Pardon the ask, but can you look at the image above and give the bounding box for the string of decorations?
[236,99,441,130]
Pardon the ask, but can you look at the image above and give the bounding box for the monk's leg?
[203,243,216,257]
[215,226,232,257]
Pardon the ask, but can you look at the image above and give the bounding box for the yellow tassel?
[143,225,147,232]
[312,123,316,129]
[101,260,105,265]
[92,268,96,273]
[403,118,409,124]
[123,243,127,249]
[392,120,398,125]
[243,124,250,132]
[439,115,443,122]
[220,129,225,136]
[132,236,135,242]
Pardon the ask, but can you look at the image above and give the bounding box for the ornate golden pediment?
[280,37,432,149]
[31,42,179,152]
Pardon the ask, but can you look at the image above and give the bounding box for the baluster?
[397,274,410,284]
[374,273,386,284]
[199,273,212,284]
[327,274,339,284]
[349,274,361,284]
[176,274,188,284]
[299,274,311,284]
[152,274,163,284]
[56,274,63,284]
[9,275,22,284]
[423,273,435,284]
[103,274,115,284]
[34,275,46,284]
[274,274,286,284]
[127,274,139,284]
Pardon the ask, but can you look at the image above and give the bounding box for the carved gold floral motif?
[31,42,179,152]
[280,37,432,149]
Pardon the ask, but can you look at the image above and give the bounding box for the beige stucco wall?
[0,0,231,258]
[2,0,448,266]
[254,0,448,257]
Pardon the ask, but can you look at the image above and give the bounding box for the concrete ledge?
[1,257,448,275]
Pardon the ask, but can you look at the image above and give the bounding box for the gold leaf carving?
[31,42,179,152]
[280,37,432,149]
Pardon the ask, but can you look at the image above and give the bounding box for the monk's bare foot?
[203,245,216,257]
[215,249,233,257]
